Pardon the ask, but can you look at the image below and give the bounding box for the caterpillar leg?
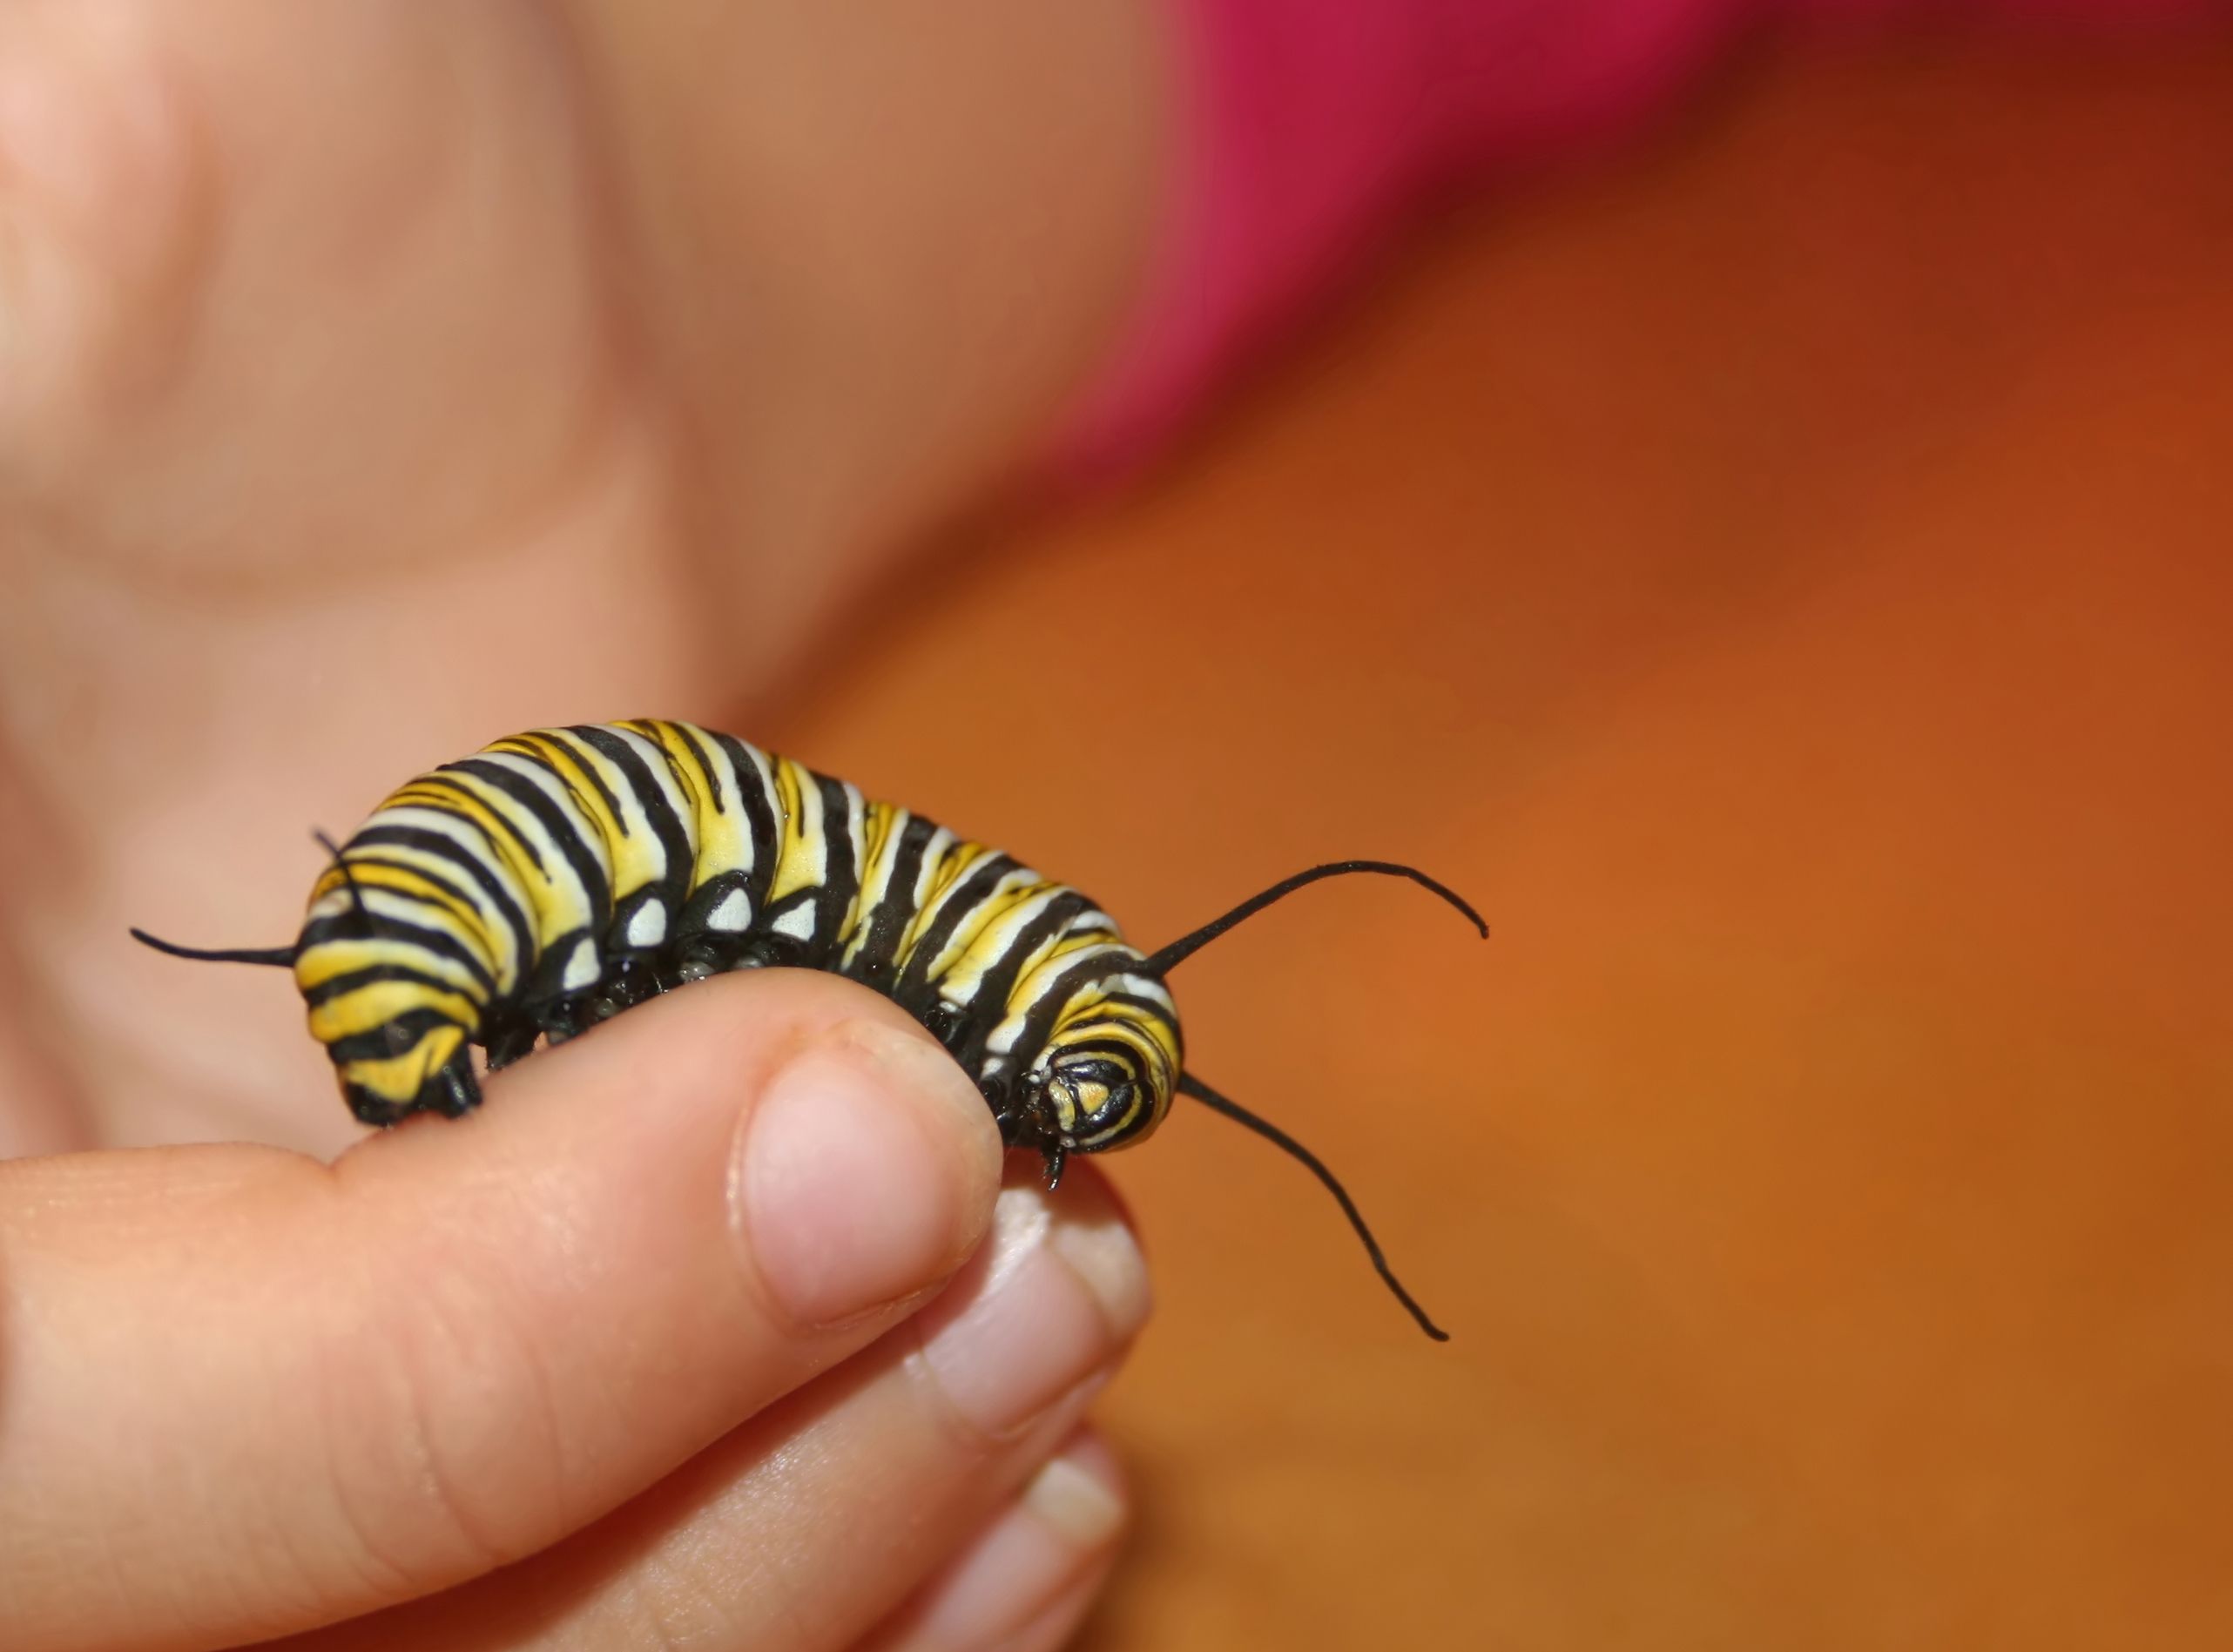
[342,1088,412,1129]
[430,1057,482,1118]
[482,1017,538,1071]
[980,1074,1070,1189]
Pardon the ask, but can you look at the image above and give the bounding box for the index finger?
[0,968,1002,1652]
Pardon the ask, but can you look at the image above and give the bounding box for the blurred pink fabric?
[1054,0,2223,475]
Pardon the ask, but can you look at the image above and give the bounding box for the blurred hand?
[0,968,1150,1650]
[0,0,1158,1155]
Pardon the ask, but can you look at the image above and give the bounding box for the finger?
[0,968,1002,1652]
[271,1160,1150,1652]
[864,1427,1129,1652]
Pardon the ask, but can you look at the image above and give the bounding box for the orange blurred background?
[770,26,2233,1649]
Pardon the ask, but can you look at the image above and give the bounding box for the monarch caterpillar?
[133,720,1482,1339]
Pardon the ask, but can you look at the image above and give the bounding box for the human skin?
[0,2,1169,1647]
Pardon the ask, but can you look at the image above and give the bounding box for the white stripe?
[937,886,1064,1006]
[318,834,527,989]
[297,936,489,1001]
[561,938,602,992]
[983,940,1130,1057]
[624,900,667,947]
[915,865,1042,986]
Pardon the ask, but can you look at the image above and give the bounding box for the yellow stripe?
[516,728,676,904]
[403,768,597,947]
[308,862,500,960]
[897,844,1003,971]
[767,757,825,905]
[294,939,489,1001]
[840,801,908,955]
[634,722,719,868]
[913,839,993,922]
[340,1024,467,1107]
[380,779,543,895]
[940,881,1067,999]
[491,732,638,887]
[686,721,758,887]
[308,980,482,1044]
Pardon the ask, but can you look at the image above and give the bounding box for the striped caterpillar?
[134,720,1481,1338]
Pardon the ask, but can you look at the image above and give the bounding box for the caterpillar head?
[1035,1047,1157,1148]
[298,944,485,1124]
[998,1004,1183,1185]
[324,1014,482,1125]
[989,961,1184,1178]
[294,866,487,1125]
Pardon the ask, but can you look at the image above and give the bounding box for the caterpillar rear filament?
[132,720,1484,1340]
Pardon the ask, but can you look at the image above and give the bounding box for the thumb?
[0,968,1002,1652]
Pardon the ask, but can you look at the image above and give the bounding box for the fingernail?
[1022,1448,1125,1549]
[734,1020,1002,1328]
[914,1176,1151,1438]
[896,1433,1127,1652]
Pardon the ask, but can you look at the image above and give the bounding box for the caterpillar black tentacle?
[313,827,381,936]
[126,930,299,968]
[1144,860,1486,976]
[1176,1071,1451,1342]
[132,720,1482,1338]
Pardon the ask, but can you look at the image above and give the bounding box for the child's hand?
[1,15,1157,1640]
[1,969,1149,1650]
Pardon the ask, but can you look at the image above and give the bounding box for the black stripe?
[351,824,536,974]
[409,772,546,874]
[709,732,781,914]
[1054,1035,1156,1060]
[577,725,695,908]
[808,773,860,971]
[300,960,488,1011]
[844,813,942,988]
[299,913,498,996]
[447,758,613,927]
[1085,983,1173,1015]
[980,949,1144,1078]
[525,732,632,840]
[892,853,1022,1012]
[948,892,1092,1074]
[335,853,514,988]
[341,851,483,921]
[326,1007,472,1065]
[665,722,728,815]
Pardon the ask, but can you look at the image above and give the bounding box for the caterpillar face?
[1046,1055,1143,1143]
[1025,1010,1181,1154]
[995,1039,1173,1163]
